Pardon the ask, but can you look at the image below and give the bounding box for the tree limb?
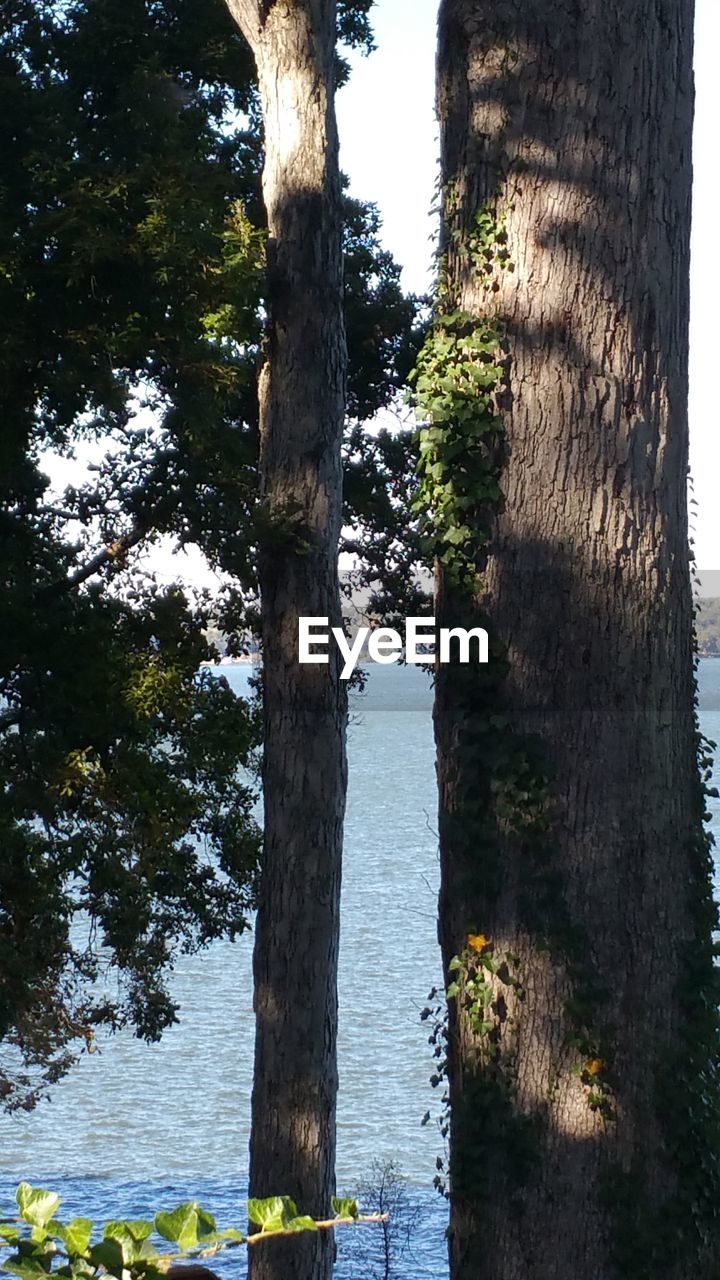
[245,1214,389,1244]
[224,0,264,47]
[43,523,149,598]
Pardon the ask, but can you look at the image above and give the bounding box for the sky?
[337,0,720,569]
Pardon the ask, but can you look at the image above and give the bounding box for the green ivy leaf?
[87,1239,124,1277]
[102,1221,157,1265]
[284,1216,317,1233]
[154,1205,215,1251]
[331,1198,358,1220]
[16,1187,61,1232]
[49,1221,93,1257]
[104,1221,153,1245]
[247,1197,297,1233]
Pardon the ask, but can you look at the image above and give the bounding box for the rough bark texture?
[435,2,717,1278]
[223,4,347,1280]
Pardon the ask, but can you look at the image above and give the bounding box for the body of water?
[1,660,719,1278]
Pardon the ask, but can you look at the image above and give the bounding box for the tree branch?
[246,1214,388,1244]
[224,0,264,47]
[161,1213,389,1269]
[42,523,149,599]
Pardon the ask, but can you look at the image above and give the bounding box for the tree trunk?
[432,1,720,1277]
[223,5,347,1280]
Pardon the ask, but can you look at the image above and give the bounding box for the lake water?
[1,660,719,1279]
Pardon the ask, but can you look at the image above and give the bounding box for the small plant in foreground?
[0,1183,384,1280]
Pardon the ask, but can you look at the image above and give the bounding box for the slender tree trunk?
[432,1,720,1277]
[223,5,347,1279]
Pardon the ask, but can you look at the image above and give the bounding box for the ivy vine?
[409,204,510,591]
[0,1182,381,1280]
[413,190,615,1238]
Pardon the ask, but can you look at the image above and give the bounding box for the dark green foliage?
[337,0,376,54]
[451,1069,540,1205]
[0,0,261,452]
[342,227,429,624]
[0,573,262,1110]
[344,197,420,422]
[410,205,512,591]
[343,424,431,625]
[0,0,266,1111]
[342,197,430,619]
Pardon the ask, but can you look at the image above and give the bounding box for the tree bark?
[434,1,719,1277]
[223,4,347,1279]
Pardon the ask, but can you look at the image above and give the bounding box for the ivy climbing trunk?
[431,1,720,1278]
[223,4,347,1280]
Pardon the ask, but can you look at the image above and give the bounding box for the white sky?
[338,0,720,569]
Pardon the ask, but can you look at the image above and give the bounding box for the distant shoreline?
[200,656,255,667]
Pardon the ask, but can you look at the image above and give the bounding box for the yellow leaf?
[585,1058,603,1077]
[467,933,489,953]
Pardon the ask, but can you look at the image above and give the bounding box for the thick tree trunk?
[434,2,719,1278]
[223,5,347,1280]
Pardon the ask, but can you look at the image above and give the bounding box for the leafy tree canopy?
[0,0,420,1109]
